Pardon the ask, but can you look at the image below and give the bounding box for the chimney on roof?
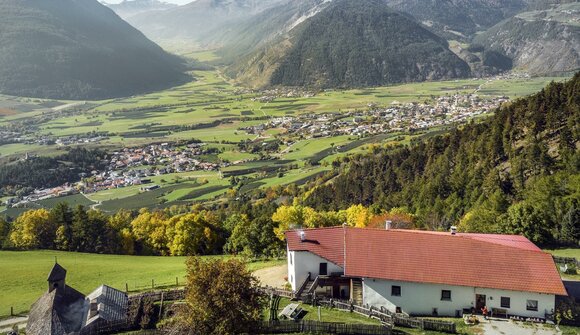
[450,226,457,235]
[299,231,306,242]
[385,220,392,230]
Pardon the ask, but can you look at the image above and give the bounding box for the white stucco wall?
[363,278,555,318]
[287,250,343,291]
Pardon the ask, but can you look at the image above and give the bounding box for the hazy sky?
[106,0,193,5]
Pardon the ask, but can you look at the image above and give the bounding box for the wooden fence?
[319,299,455,334]
[260,286,295,299]
[128,288,186,303]
[254,320,392,335]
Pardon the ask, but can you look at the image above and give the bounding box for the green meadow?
[0,250,283,317]
[0,70,571,212]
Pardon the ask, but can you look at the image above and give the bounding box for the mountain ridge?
[228,0,471,89]
[0,0,188,100]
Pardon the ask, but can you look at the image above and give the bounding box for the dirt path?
[253,264,287,288]
[474,317,561,335]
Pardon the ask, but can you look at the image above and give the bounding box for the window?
[289,253,292,265]
[391,285,401,296]
[501,297,511,308]
[441,290,452,301]
[526,300,538,311]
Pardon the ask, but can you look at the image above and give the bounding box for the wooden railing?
[253,320,392,334]
[260,286,294,299]
[307,275,320,295]
[294,272,311,298]
[318,299,455,333]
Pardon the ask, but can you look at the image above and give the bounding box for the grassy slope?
[544,249,580,259]
[544,248,580,281]
[0,250,283,317]
[0,72,570,211]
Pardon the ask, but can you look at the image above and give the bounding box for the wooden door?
[475,294,486,312]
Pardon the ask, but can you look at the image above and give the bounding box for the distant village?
[6,143,220,208]
[2,72,527,208]
[242,93,510,139]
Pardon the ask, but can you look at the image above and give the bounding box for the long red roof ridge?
[285,226,567,296]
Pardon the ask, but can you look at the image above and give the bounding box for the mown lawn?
[0,250,283,317]
[545,248,580,280]
[544,248,580,259]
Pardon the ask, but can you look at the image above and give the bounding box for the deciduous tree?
[165,257,264,335]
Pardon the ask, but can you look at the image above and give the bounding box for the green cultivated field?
[0,250,283,317]
[0,70,571,212]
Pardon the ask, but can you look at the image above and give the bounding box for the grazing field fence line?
[318,298,456,334]
[253,320,392,335]
[125,276,186,292]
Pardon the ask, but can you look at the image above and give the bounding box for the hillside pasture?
[0,250,284,317]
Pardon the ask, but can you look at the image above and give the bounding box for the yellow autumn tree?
[10,209,52,249]
[272,204,315,240]
[342,204,372,228]
[167,212,220,256]
[130,209,170,254]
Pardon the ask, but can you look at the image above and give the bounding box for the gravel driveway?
[476,317,562,335]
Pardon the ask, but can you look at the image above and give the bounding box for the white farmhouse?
[286,226,567,319]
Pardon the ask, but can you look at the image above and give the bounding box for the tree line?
[0,200,416,257]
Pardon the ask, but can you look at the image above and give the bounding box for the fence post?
[176,277,179,287]
[10,306,13,316]
[152,279,154,289]
[159,292,165,320]
[125,283,129,293]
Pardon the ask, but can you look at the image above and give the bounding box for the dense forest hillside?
[0,148,107,196]
[230,0,470,89]
[383,0,527,41]
[304,74,580,245]
[0,0,187,99]
[473,3,580,75]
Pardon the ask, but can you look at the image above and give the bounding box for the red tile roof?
[286,226,345,267]
[286,227,566,296]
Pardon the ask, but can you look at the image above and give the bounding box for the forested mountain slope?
[305,74,580,245]
[473,3,580,75]
[230,0,471,89]
[0,0,187,99]
[383,0,528,41]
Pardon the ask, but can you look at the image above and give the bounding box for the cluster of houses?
[107,143,218,172]
[242,94,509,139]
[73,143,219,194]
[242,87,316,102]
[5,143,220,208]
[5,186,77,208]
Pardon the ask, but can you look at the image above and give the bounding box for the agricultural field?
[0,250,284,317]
[0,70,572,214]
